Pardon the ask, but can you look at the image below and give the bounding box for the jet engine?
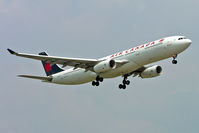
[94,59,116,73]
[140,65,162,78]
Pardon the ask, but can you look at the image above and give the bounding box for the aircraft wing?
[7,49,129,71]
[123,66,146,77]
[7,49,99,70]
[18,75,52,81]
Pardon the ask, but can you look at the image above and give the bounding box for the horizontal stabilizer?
[18,75,52,81]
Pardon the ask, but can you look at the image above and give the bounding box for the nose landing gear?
[119,76,130,89]
[172,54,178,64]
[92,76,103,86]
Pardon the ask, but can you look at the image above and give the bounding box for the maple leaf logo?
[44,63,52,72]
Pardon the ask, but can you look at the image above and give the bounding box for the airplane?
[7,36,192,89]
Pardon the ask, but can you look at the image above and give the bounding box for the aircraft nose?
[186,39,192,46]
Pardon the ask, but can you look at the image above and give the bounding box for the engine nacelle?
[140,65,162,78]
[94,59,116,73]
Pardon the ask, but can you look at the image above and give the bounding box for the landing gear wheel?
[95,81,99,86]
[119,84,126,89]
[172,60,177,64]
[119,84,123,89]
[172,54,178,64]
[126,80,130,85]
[96,76,103,82]
[92,76,103,87]
[119,75,131,89]
[123,80,130,85]
[99,77,103,82]
[92,81,96,86]
[122,84,126,89]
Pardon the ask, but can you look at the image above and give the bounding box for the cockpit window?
[178,37,187,40]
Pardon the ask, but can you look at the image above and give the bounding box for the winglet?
[7,48,16,54]
[7,49,17,55]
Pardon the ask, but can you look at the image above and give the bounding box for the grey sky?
[1,0,198,133]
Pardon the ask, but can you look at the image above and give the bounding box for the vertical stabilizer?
[39,52,64,76]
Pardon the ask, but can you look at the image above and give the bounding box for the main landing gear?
[92,76,103,86]
[172,54,178,64]
[119,76,130,89]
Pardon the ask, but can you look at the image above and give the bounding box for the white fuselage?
[51,36,191,85]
